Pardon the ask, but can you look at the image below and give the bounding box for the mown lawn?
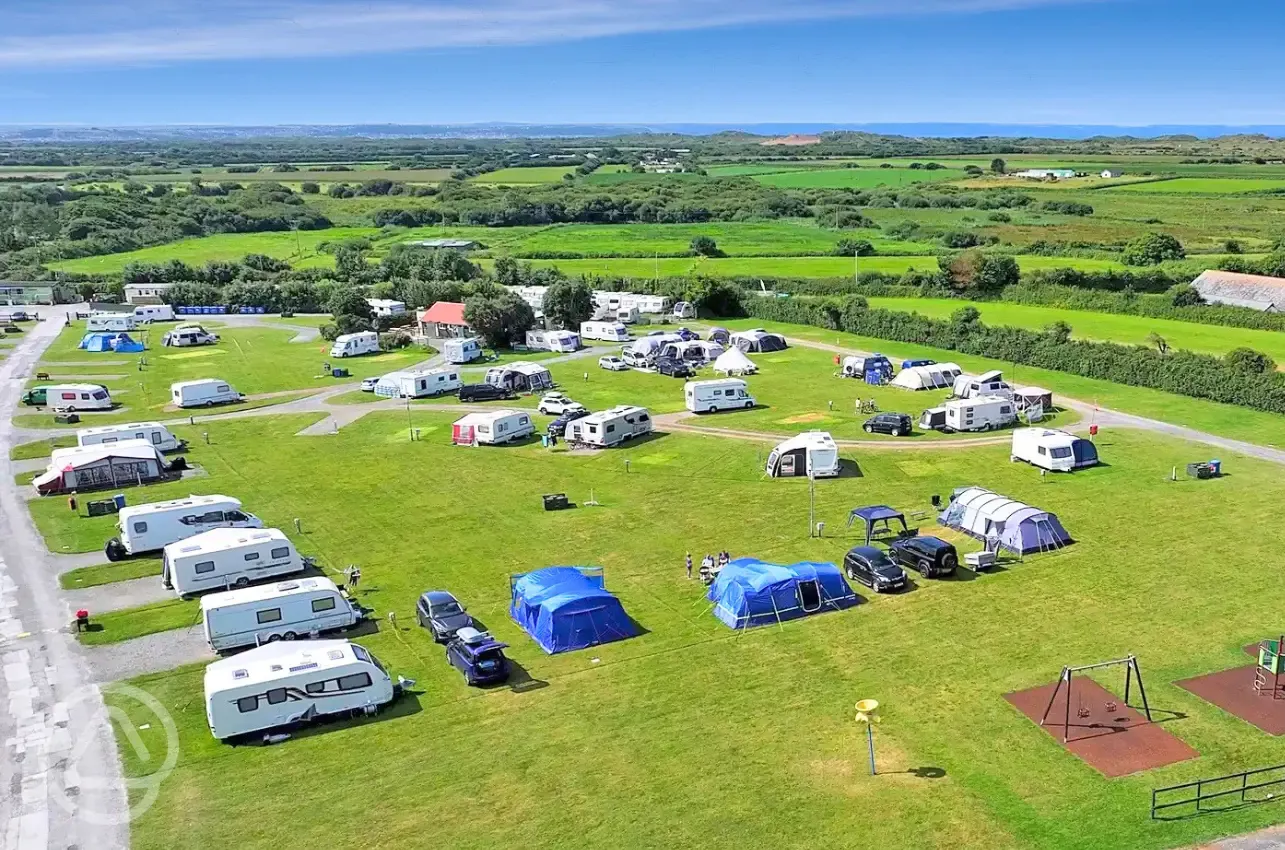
[1107,177,1285,194]
[77,598,199,646]
[470,166,577,184]
[59,558,162,589]
[9,434,76,460]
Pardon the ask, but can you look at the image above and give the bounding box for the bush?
[833,238,875,257]
[319,323,339,341]
[689,235,720,257]
[379,331,412,350]
[1122,232,1185,266]
[940,230,984,249]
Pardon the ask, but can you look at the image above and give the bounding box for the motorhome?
[133,304,175,323]
[78,422,184,453]
[684,379,756,414]
[329,331,380,358]
[1011,428,1099,472]
[442,337,483,364]
[951,370,1014,401]
[22,384,112,410]
[525,329,581,353]
[203,639,395,740]
[86,312,136,332]
[373,368,461,399]
[201,577,362,651]
[765,432,841,478]
[171,379,243,408]
[451,410,535,446]
[163,527,307,597]
[162,325,219,347]
[920,395,1016,433]
[580,321,631,343]
[366,298,407,318]
[106,495,262,560]
[565,405,652,447]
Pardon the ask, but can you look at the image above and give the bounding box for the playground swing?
[1254,635,1285,699]
[1038,655,1152,743]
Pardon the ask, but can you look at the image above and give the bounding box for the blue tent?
[708,558,857,629]
[79,332,114,351]
[79,332,144,353]
[111,333,145,353]
[509,566,638,654]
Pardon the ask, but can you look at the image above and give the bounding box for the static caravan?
[765,432,841,479]
[106,495,262,560]
[133,304,175,323]
[34,440,167,496]
[171,379,243,408]
[366,298,407,318]
[451,409,535,446]
[329,331,379,359]
[1011,428,1098,472]
[26,383,113,411]
[442,337,483,364]
[525,329,580,353]
[78,422,184,453]
[891,362,962,391]
[566,405,652,447]
[921,395,1015,433]
[485,362,553,393]
[203,639,395,740]
[374,368,462,399]
[86,312,136,332]
[162,326,218,347]
[201,577,362,651]
[162,527,307,597]
[580,321,630,343]
[952,370,1014,401]
[685,379,756,414]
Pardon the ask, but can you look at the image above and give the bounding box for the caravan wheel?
[283,631,297,641]
[233,576,250,589]
[266,634,280,642]
[708,405,718,414]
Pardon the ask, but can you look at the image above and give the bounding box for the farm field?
[752,167,968,189]
[1106,177,1285,194]
[470,166,577,183]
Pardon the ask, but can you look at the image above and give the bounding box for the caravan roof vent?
[276,581,300,591]
[270,664,283,672]
[327,649,344,660]
[233,669,248,679]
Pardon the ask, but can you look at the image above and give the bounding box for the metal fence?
[1152,763,1285,819]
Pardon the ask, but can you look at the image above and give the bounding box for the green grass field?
[752,167,969,189]
[470,166,577,184]
[59,558,162,589]
[1106,177,1285,194]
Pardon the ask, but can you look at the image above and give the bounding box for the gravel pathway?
[78,625,213,684]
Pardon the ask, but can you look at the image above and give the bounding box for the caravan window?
[337,673,372,691]
[305,681,327,694]
[236,696,259,713]
[92,391,108,401]
[225,511,247,522]
[132,521,148,534]
[102,437,118,444]
[270,547,290,559]
[1037,446,1047,456]
[312,596,337,613]
[256,608,282,624]
[266,688,288,705]
[638,414,650,422]
[1050,447,1072,459]
[1001,406,1012,414]
[217,385,230,393]
[606,424,616,434]
[244,552,261,562]
[195,561,216,574]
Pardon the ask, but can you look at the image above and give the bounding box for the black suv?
[547,408,591,437]
[864,412,912,437]
[888,535,958,578]
[843,546,909,593]
[458,383,513,403]
[656,357,695,379]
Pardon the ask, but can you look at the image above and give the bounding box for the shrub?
[1122,232,1185,266]
[833,238,875,257]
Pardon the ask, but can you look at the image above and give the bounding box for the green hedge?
[1003,282,1285,333]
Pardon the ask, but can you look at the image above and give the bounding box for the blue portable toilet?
[112,493,126,510]
[510,566,638,654]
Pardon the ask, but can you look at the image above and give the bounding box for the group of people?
[686,551,732,585]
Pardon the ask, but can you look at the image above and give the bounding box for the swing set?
[1039,655,1152,742]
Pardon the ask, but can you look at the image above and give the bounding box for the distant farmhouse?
[1191,270,1285,312]
[407,239,479,251]
[1100,169,1124,178]
[1013,168,1078,180]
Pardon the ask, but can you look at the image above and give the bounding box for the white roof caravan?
[442,337,483,364]
[374,368,461,399]
[86,312,136,332]
[730,329,787,353]
[201,577,363,652]
[329,331,379,359]
[891,362,963,391]
[1011,428,1099,472]
[133,304,175,323]
[451,410,535,446]
[673,301,697,319]
[106,495,262,561]
[366,298,407,318]
[162,527,308,597]
[485,362,553,393]
[171,379,243,408]
[34,440,167,496]
[919,395,1016,433]
[566,405,652,447]
[78,422,184,453]
[765,432,841,479]
[685,379,756,414]
[580,321,630,343]
[525,329,581,353]
[592,291,672,316]
[951,370,1014,401]
[203,639,395,740]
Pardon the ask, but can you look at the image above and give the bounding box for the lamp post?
[855,698,880,775]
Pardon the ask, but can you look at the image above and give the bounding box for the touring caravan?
[442,337,483,364]
[22,384,113,410]
[485,362,553,393]
[1011,428,1099,472]
[162,326,218,347]
[580,321,630,343]
[566,405,652,447]
[685,379,756,414]
[203,639,396,740]
[920,396,1015,433]
[78,422,184,453]
[86,312,136,332]
[171,379,243,408]
[366,298,407,318]
[201,577,362,651]
[766,432,841,478]
[673,301,697,320]
[374,368,461,399]
[133,304,175,323]
[106,495,262,560]
[952,370,1014,401]
[451,410,535,446]
[329,331,379,358]
[34,441,167,496]
[525,329,581,353]
[162,527,307,597]
[616,307,640,325]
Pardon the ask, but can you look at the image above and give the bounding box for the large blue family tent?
[708,558,857,630]
[509,566,639,654]
[79,332,144,353]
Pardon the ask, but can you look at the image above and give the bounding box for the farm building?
[939,487,1072,555]
[712,347,758,375]
[708,558,857,629]
[124,282,175,305]
[407,238,479,251]
[509,567,639,654]
[34,440,169,495]
[1013,169,1077,180]
[2,282,75,305]
[730,329,787,353]
[418,301,472,338]
[891,362,962,391]
[1191,270,1285,312]
[1101,169,1124,178]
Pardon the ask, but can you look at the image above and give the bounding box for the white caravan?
[451,409,535,446]
[203,639,395,740]
[78,422,183,453]
[921,395,1016,433]
[163,527,307,597]
[565,405,652,447]
[580,321,631,342]
[684,379,756,414]
[442,337,483,364]
[525,329,580,353]
[201,577,362,651]
[952,370,1014,401]
[329,331,379,358]
[171,379,243,408]
[86,312,136,332]
[162,326,218,347]
[42,384,114,411]
[616,307,641,324]
[374,368,461,399]
[133,304,175,323]
[366,298,407,318]
[1011,428,1099,472]
[106,495,262,560]
[673,301,697,319]
[765,432,841,479]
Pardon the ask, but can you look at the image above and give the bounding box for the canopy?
[938,487,1072,555]
[712,347,758,375]
[847,505,909,545]
[708,558,856,629]
[510,567,638,654]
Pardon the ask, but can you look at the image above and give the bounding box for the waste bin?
[331,368,349,378]
[542,493,569,511]
[112,493,126,510]
[1209,459,1221,476]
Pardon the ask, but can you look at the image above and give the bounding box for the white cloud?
[0,0,1113,68]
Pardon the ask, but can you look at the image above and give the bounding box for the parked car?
[360,377,379,392]
[3,310,30,322]
[864,412,913,437]
[888,535,959,578]
[843,546,909,593]
[416,591,474,642]
[598,355,629,371]
[458,383,513,403]
[547,408,591,437]
[445,627,511,686]
[656,357,695,379]
[537,393,585,416]
[675,327,700,341]
[622,350,652,369]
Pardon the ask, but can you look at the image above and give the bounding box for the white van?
[684,378,756,414]
[1011,428,1099,472]
[163,527,307,597]
[451,410,535,445]
[580,321,631,343]
[39,384,114,411]
[162,326,219,347]
[86,312,136,332]
[565,405,652,447]
[106,495,262,560]
[133,304,175,323]
[329,331,379,359]
[78,422,184,453]
[201,577,362,651]
[442,337,483,364]
[203,639,395,740]
[373,368,461,399]
[171,379,243,408]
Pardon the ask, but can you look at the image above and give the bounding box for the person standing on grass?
[686,552,693,580]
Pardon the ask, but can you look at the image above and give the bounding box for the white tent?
[661,339,725,363]
[713,347,758,375]
[628,334,683,359]
[891,362,962,391]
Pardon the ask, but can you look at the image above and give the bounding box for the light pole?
[855,699,880,775]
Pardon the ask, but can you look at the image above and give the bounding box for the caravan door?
[778,453,796,477]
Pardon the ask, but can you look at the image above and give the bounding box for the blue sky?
[2,0,1283,127]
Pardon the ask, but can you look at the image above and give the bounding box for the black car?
[888,535,959,578]
[547,408,591,437]
[843,545,909,593]
[458,383,513,403]
[864,412,913,437]
[416,590,474,642]
[656,357,695,379]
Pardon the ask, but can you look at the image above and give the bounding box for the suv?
[843,546,909,593]
[446,627,510,686]
[622,350,652,369]
[864,412,912,437]
[888,536,959,578]
[537,393,584,416]
[548,408,591,437]
[416,591,474,642]
[656,357,695,379]
[458,383,513,403]
[360,377,379,392]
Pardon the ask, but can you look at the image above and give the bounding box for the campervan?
[525,329,581,353]
[133,304,175,323]
[203,639,395,740]
[171,379,243,408]
[921,395,1015,433]
[765,432,841,478]
[952,370,1014,401]
[106,495,262,560]
[78,422,184,453]
[329,331,379,359]
[451,410,535,445]
[24,384,112,411]
[442,337,483,364]
[580,321,630,343]
[374,368,461,399]
[162,326,218,347]
[86,312,136,332]
[616,307,640,325]
[1011,428,1099,472]
[163,527,307,597]
[684,379,756,414]
[201,577,362,651]
[565,405,652,447]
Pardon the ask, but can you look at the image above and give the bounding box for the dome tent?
[938,486,1072,555]
[712,347,758,375]
[509,566,638,654]
[708,558,857,629]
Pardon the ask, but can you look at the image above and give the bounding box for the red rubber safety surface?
[1177,665,1285,736]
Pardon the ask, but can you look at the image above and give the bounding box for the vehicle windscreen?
[433,601,463,617]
